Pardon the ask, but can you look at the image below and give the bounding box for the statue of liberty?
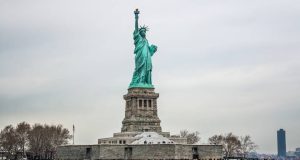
[129,9,158,89]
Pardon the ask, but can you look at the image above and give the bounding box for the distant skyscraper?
[277,129,286,157]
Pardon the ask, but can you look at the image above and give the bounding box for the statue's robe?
[129,30,156,88]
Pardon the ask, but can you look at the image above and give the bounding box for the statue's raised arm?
[134,9,139,31]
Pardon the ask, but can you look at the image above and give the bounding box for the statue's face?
[139,29,146,37]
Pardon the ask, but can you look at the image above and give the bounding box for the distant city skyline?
[1,0,300,154]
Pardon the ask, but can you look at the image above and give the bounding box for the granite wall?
[57,144,223,160]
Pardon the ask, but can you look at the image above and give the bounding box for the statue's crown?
[139,25,149,31]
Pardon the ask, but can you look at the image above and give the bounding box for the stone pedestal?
[121,88,162,132]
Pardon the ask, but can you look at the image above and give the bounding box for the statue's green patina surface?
[129,9,157,89]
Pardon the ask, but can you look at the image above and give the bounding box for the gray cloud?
[0,0,300,153]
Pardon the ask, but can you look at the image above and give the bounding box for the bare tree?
[28,124,71,159]
[180,130,200,144]
[208,133,241,159]
[223,133,241,159]
[28,124,44,159]
[239,135,258,158]
[0,125,18,159]
[208,135,223,145]
[44,124,71,159]
[180,130,188,138]
[15,122,31,158]
[1,122,71,160]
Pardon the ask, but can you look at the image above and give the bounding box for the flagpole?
[73,124,75,145]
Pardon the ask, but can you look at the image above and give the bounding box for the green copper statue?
[129,9,157,89]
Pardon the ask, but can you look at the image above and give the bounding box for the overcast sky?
[1,0,300,154]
